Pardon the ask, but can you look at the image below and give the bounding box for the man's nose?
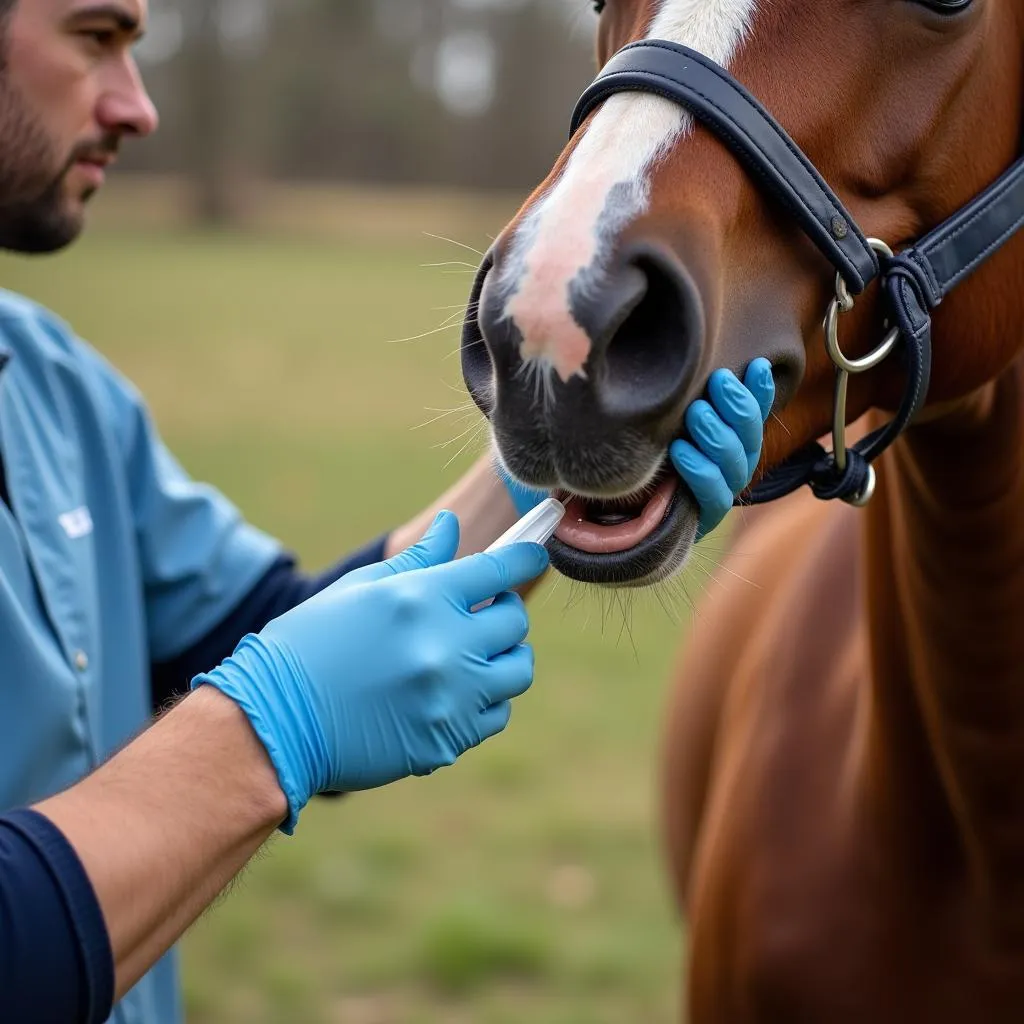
[96,59,160,138]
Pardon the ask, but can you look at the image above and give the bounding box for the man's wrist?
[187,684,290,833]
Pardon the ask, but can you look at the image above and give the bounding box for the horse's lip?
[552,473,679,554]
[545,483,694,585]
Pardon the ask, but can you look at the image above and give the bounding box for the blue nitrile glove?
[192,511,549,834]
[496,460,549,517]
[670,358,775,541]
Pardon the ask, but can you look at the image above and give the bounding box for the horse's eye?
[914,0,972,12]
[593,1,606,12]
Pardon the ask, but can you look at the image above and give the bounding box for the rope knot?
[810,449,871,504]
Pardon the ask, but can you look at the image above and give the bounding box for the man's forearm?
[386,453,523,559]
[35,686,288,1002]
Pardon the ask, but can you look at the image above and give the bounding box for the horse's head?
[463,0,1024,586]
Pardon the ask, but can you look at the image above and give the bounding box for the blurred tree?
[122,0,598,213]
[183,0,234,224]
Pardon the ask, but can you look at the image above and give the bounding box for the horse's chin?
[547,471,700,586]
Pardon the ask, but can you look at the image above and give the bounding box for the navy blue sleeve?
[150,533,390,711]
[0,809,114,1024]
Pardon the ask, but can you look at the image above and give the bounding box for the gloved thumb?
[330,511,461,590]
[381,509,461,576]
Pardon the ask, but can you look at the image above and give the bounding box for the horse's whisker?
[649,580,683,625]
[410,405,478,432]
[436,311,469,329]
[564,581,590,615]
[705,559,760,589]
[421,232,487,258]
[432,418,484,451]
[442,421,489,470]
[439,379,473,397]
[421,403,477,415]
[384,323,460,345]
[431,302,479,313]
[614,590,640,663]
[442,344,473,363]
[421,260,480,270]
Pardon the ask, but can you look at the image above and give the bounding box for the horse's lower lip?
[554,474,679,553]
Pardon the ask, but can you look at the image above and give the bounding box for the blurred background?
[104,0,603,228]
[0,2,727,1020]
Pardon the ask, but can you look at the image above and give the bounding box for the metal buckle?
[823,238,900,507]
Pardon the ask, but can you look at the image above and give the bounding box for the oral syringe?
[485,497,566,554]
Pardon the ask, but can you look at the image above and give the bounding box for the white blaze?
[501,0,758,383]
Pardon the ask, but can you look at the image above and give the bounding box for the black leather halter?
[571,40,1024,507]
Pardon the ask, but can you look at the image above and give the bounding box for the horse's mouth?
[547,467,699,586]
[554,470,677,552]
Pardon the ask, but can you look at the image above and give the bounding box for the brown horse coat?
[462,0,1024,1017]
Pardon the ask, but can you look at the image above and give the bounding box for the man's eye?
[81,29,116,47]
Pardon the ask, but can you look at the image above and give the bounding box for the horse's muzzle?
[462,241,705,499]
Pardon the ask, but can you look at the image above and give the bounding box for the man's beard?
[0,77,108,254]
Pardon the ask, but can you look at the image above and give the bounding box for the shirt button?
[73,650,89,672]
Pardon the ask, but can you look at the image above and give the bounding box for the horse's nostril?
[463,239,704,490]
[595,250,703,427]
[461,250,497,416]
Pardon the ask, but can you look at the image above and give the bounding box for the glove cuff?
[191,634,320,835]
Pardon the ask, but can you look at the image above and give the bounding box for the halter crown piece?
[571,41,1024,507]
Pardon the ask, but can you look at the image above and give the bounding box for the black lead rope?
[570,39,1024,507]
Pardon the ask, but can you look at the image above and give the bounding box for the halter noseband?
[571,40,1024,507]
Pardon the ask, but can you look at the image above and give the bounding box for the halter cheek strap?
[571,39,1024,507]
[571,41,881,295]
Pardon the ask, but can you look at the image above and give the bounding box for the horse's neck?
[864,348,1024,917]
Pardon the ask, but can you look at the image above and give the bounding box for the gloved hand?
[496,461,549,517]
[495,358,774,537]
[192,511,549,834]
[670,358,775,541]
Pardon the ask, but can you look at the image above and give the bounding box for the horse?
[460,0,1024,1019]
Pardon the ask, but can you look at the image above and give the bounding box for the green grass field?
[0,194,718,1023]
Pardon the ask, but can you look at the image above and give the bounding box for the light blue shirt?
[0,290,283,1024]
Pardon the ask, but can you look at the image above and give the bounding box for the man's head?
[0,0,157,253]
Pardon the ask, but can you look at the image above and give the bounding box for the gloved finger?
[434,542,550,608]
[497,460,550,517]
[478,700,513,742]
[480,643,535,705]
[743,357,776,424]
[670,440,732,537]
[684,400,750,495]
[383,510,460,574]
[326,562,389,589]
[706,369,764,456]
[473,591,530,657]
[333,511,460,588]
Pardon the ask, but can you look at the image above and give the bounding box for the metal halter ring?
[822,239,901,505]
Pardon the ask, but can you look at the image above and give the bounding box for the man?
[0,2,775,1022]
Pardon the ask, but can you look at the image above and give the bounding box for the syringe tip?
[485,497,566,554]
